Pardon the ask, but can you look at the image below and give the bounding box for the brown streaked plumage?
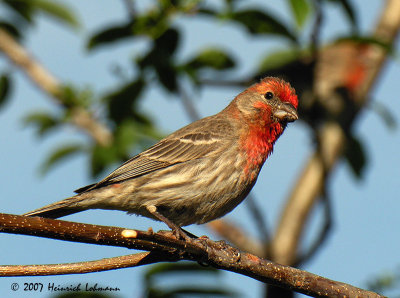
[24,77,298,233]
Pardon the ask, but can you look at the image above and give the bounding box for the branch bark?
[0,253,160,276]
[0,213,383,298]
[0,28,112,146]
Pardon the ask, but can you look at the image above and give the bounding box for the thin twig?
[178,83,202,121]
[294,191,333,267]
[246,194,270,242]
[310,0,323,57]
[0,253,160,276]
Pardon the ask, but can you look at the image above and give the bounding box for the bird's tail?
[23,196,85,219]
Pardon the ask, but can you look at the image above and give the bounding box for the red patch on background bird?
[345,45,369,93]
[112,184,121,188]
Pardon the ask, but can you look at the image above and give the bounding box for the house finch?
[24,77,298,237]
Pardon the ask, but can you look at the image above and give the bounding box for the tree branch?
[0,213,383,297]
[0,28,113,146]
[295,191,333,267]
[0,253,163,276]
[178,82,202,122]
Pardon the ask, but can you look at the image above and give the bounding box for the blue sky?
[1,0,400,297]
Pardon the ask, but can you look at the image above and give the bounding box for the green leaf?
[186,48,235,71]
[334,35,393,54]
[104,79,145,123]
[114,119,160,157]
[23,111,59,136]
[59,84,94,108]
[288,0,311,28]
[232,9,297,42]
[40,144,83,175]
[33,0,80,29]
[159,0,201,12]
[224,0,240,11]
[132,12,169,39]
[137,29,180,92]
[3,0,79,29]
[155,63,178,92]
[0,21,22,40]
[154,28,180,57]
[114,120,140,158]
[90,144,119,177]
[367,269,400,295]
[137,28,180,69]
[258,48,301,72]
[3,0,34,23]
[198,8,219,16]
[87,22,134,50]
[0,74,12,110]
[144,263,238,298]
[87,11,172,50]
[52,291,115,298]
[343,134,367,180]
[90,120,159,175]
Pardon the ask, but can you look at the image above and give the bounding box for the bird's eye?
[264,92,274,100]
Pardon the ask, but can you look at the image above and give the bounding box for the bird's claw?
[172,227,191,241]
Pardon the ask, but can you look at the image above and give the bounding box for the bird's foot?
[146,205,195,241]
[171,227,191,241]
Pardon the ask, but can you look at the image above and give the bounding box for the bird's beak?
[273,103,298,123]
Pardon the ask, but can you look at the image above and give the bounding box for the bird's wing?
[75,118,233,193]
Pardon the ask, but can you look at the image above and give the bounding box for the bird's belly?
[126,158,256,226]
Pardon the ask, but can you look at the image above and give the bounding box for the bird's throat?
[242,122,283,175]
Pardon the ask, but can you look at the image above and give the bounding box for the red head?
[248,77,298,109]
[232,77,299,174]
[233,77,298,125]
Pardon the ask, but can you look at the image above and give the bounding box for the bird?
[24,77,298,238]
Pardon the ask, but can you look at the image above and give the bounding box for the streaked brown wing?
[75,127,227,193]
